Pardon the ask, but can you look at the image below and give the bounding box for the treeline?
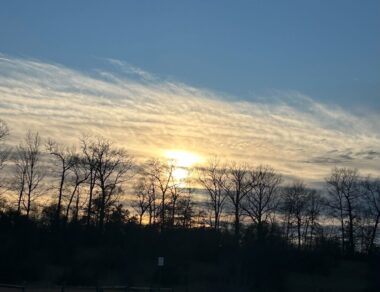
[0,119,379,257]
[1,119,380,290]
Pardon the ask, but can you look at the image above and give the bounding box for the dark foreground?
[0,214,379,292]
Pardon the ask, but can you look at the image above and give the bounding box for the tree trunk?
[17,185,24,214]
[297,217,302,249]
[369,213,380,254]
[56,168,66,224]
[65,185,79,221]
[234,204,240,242]
[26,190,31,218]
[98,180,107,231]
[339,207,345,253]
[347,201,355,255]
[86,172,95,226]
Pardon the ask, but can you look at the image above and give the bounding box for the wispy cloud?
[0,54,379,184]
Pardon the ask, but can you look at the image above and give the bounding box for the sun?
[164,150,201,181]
[164,150,201,168]
[172,168,189,181]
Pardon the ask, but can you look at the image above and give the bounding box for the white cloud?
[0,54,379,184]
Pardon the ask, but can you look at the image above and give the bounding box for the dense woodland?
[0,119,379,291]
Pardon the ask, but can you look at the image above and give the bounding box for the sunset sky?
[1,0,379,185]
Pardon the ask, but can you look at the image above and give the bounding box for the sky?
[0,0,380,184]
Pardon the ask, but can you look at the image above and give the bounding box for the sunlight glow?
[164,150,201,167]
[164,150,201,181]
[172,168,189,181]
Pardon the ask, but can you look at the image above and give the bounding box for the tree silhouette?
[0,120,10,191]
[282,181,315,248]
[198,157,228,230]
[133,176,155,225]
[143,158,175,227]
[226,162,252,242]
[91,137,133,231]
[326,167,360,255]
[81,136,99,226]
[15,131,44,217]
[242,165,281,239]
[46,139,77,225]
[64,154,89,222]
[361,177,380,253]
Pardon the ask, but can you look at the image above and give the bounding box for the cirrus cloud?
[0,54,379,186]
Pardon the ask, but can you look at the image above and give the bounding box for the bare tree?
[198,157,228,230]
[361,177,380,253]
[147,187,157,225]
[282,182,309,248]
[46,139,77,224]
[168,171,189,227]
[226,162,252,240]
[81,136,99,226]
[0,120,11,191]
[14,149,27,213]
[64,155,90,222]
[176,188,195,228]
[16,131,44,217]
[304,189,323,247]
[193,208,208,228]
[143,158,175,227]
[0,149,11,191]
[92,138,133,231]
[326,167,360,255]
[132,176,156,225]
[242,165,282,238]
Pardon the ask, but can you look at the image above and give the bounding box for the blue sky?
[1,0,379,110]
[1,1,380,182]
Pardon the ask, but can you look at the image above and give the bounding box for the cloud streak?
[0,54,379,184]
